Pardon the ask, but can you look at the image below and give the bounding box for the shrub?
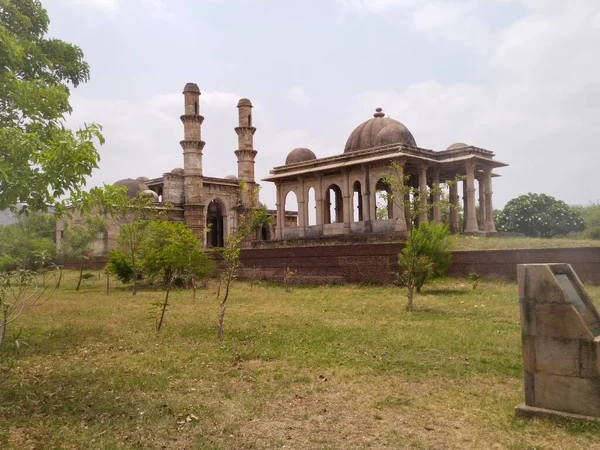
[581,204,600,239]
[106,250,135,283]
[496,193,584,238]
[411,222,454,292]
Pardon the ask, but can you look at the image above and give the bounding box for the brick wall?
[62,245,600,285]
[238,245,600,285]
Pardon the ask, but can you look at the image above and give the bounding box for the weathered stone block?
[522,335,536,373]
[524,371,535,405]
[535,337,580,377]
[520,299,536,336]
[534,373,600,417]
[580,340,597,378]
[536,303,592,339]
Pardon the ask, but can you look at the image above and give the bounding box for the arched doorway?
[325,184,343,224]
[374,178,393,220]
[353,181,363,222]
[206,200,225,248]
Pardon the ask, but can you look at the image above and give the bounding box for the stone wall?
[62,244,600,285]
[238,245,600,285]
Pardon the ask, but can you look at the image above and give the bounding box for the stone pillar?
[392,160,408,233]
[484,167,496,233]
[181,83,206,241]
[298,178,306,238]
[275,183,283,239]
[419,164,429,225]
[449,183,459,233]
[235,98,258,207]
[462,180,467,232]
[478,176,486,231]
[315,177,324,231]
[464,160,479,233]
[432,168,441,223]
[342,170,351,233]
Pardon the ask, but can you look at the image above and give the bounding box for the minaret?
[181,83,206,239]
[235,98,258,206]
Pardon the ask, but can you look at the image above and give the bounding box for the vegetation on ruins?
[216,186,273,340]
[140,221,214,332]
[0,0,103,213]
[382,162,456,311]
[496,193,584,238]
[58,216,106,291]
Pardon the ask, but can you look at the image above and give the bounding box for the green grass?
[453,235,600,250]
[2,272,600,449]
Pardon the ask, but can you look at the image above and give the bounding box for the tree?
[0,211,56,271]
[216,187,272,340]
[140,221,214,332]
[0,269,56,384]
[0,0,104,212]
[58,216,106,290]
[496,193,584,238]
[382,162,458,311]
[73,185,163,295]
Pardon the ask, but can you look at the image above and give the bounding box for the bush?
[581,204,600,239]
[412,222,454,292]
[496,193,584,238]
[106,250,135,283]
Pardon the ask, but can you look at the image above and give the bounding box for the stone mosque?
[57,82,507,253]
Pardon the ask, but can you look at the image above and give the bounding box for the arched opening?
[284,190,298,227]
[206,200,225,248]
[248,114,252,127]
[325,184,343,224]
[353,181,363,222]
[194,102,198,115]
[375,178,393,220]
[307,187,316,226]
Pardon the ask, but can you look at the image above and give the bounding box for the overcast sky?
[44,0,600,210]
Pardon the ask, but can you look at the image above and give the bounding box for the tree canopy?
[496,193,584,238]
[0,0,103,212]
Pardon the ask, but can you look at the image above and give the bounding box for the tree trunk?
[55,268,63,289]
[218,270,233,341]
[406,285,414,312]
[132,268,138,296]
[106,272,110,295]
[157,285,170,332]
[76,260,84,291]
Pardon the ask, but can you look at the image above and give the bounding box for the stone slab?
[535,337,579,377]
[535,303,592,340]
[515,403,600,423]
[534,373,600,417]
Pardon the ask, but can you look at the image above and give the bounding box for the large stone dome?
[344,108,416,153]
[114,178,149,198]
[286,147,317,165]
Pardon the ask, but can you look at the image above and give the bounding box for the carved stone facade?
[264,108,507,240]
[56,83,285,254]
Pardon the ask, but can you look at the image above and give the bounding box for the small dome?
[238,98,253,107]
[171,167,184,175]
[114,178,149,199]
[140,190,159,201]
[183,83,200,94]
[285,147,317,165]
[345,108,416,153]
[136,176,149,182]
[446,142,469,150]
[224,174,238,180]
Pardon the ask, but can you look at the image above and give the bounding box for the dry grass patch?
[1,271,600,449]
[453,235,600,251]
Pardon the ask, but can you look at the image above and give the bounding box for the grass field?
[2,272,600,449]
[453,235,600,251]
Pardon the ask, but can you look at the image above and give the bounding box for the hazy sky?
[44,0,600,210]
